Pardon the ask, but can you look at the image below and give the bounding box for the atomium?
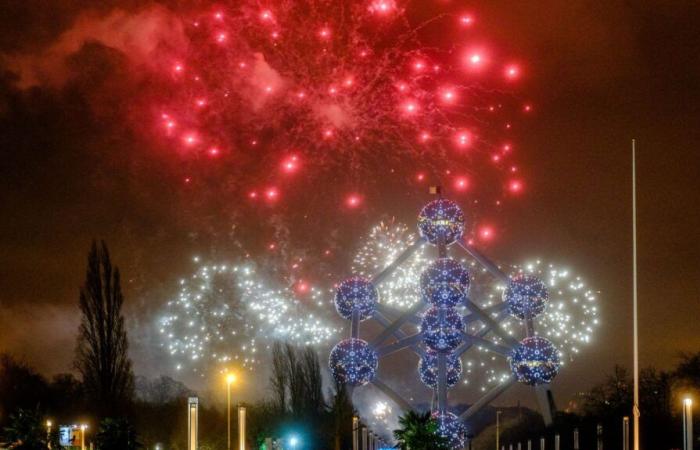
[509,336,561,385]
[417,199,465,245]
[420,258,470,307]
[419,350,462,389]
[330,196,592,449]
[504,274,549,320]
[329,338,378,387]
[334,277,378,321]
[420,306,465,353]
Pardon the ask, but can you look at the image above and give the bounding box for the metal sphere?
[334,277,378,321]
[509,336,561,385]
[431,411,466,449]
[417,199,465,245]
[329,338,378,387]
[420,306,464,353]
[418,349,462,389]
[420,258,470,307]
[504,274,549,320]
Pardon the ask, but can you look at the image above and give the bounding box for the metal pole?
[623,416,630,450]
[554,434,559,450]
[80,427,86,450]
[527,440,531,450]
[573,428,579,450]
[632,138,640,450]
[539,437,545,450]
[496,411,501,450]
[684,398,693,450]
[361,427,368,450]
[597,424,603,450]
[227,383,231,450]
[188,397,199,450]
[238,406,246,450]
[353,417,359,450]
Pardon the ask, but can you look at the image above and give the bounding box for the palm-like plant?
[393,410,449,450]
[3,409,58,450]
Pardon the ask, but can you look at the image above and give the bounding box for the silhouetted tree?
[0,355,49,425]
[328,380,354,450]
[269,342,288,413]
[300,346,325,415]
[94,418,141,450]
[74,241,134,418]
[2,409,59,450]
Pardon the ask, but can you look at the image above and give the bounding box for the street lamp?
[226,373,237,450]
[496,411,502,450]
[80,424,88,450]
[288,435,300,449]
[683,397,693,450]
[46,420,52,449]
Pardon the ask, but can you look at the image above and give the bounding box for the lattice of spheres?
[420,306,465,353]
[417,199,465,245]
[418,349,463,389]
[329,338,379,387]
[432,411,467,449]
[334,276,378,321]
[508,336,561,385]
[420,258,470,307]
[504,274,549,320]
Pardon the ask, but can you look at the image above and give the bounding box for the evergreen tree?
[74,241,134,418]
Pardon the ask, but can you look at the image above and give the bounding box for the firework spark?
[149,0,529,210]
[351,222,600,389]
[158,257,338,375]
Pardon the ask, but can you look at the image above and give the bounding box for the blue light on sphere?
[504,274,549,320]
[417,199,465,245]
[420,258,470,307]
[418,349,462,389]
[509,336,561,385]
[329,338,378,386]
[431,411,466,449]
[334,277,378,321]
[420,306,464,353]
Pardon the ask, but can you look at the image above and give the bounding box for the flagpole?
[632,139,640,450]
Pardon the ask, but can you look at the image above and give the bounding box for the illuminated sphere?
[431,411,466,449]
[509,336,561,385]
[420,258,470,307]
[504,274,549,320]
[420,306,464,353]
[334,277,378,321]
[418,349,462,389]
[417,199,465,245]
[329,338,378,387]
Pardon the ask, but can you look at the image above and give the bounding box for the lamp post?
[46,420,52,449]
[226,373,236,450]
[684,397,693,450]
[496,411,502,450]
[80,424,88,450]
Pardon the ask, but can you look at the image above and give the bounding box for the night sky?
[1,0,699,408]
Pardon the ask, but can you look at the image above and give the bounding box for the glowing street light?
[226,373,237,450]
[288,434,300,448]
[683,397,693,450]
[46,420,52,449]
[80,424,88,450]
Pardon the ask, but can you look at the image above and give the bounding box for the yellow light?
[226,373,236,385]
[46,420,52,427]
[684,397,693,406]
[80,424,88,431]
